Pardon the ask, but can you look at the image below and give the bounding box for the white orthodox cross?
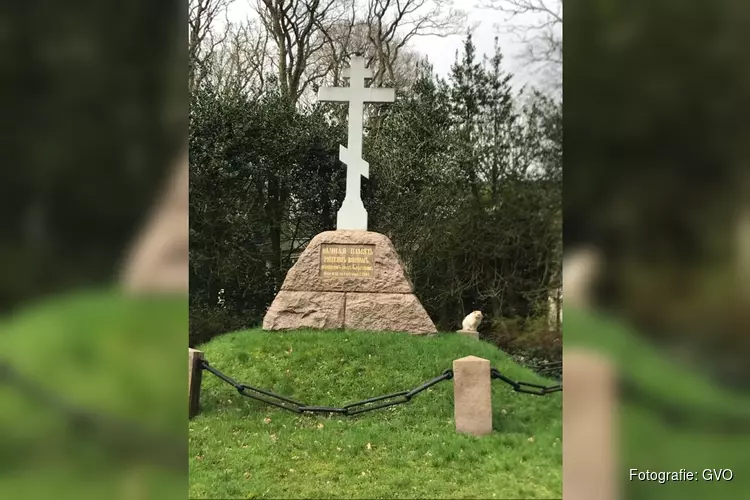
[317,57,395,230]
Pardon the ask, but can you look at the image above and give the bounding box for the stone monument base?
[263,230,436,335]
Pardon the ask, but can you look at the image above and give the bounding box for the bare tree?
[309,5,365,90]
[483,0,562,90]
[209,18,272,97]
[255,0,349,103]
[253,0,466,104]
[314,18,427,91]
[190,0,468,107]
[364,0,466,86]
[189,0,233,91]
[316,0,466,88]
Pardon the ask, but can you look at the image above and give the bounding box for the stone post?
[563,349,617,500]
[453,355,493,436]
[189,348,204,419]
[456,330,479,340]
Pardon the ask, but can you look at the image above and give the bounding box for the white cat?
[564,247,602,309]
[461,310,483,332]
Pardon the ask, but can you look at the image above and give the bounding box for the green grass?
[0,289,187,500]
[189,329,562,499]
[565,307,750,500]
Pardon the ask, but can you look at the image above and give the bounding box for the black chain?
[524,360,563,379]
[200,359,453,415]
[205,360,750,432]
[0,359,185,470]
[619,377,750,433]
[490,367,562,395]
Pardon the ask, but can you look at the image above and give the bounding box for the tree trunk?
[266,175,283,289]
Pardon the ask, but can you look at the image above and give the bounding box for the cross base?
[337,197,368,230]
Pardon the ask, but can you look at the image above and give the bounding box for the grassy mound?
[0,289,186,500]
[189,329,562,499]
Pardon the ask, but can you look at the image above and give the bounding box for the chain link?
[201,358,563,417]
[0,359,185,470]
[205,360,750,432]
[619,377,750,433]
[201,360,453,416]
[490,367,562,395]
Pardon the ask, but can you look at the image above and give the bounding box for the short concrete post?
[563,349,617,500]
[453,355,493,436]
[456,329,479,340]
[189,348,204,419]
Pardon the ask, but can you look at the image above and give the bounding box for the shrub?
[189,304,251,347]
[482,316,561,366]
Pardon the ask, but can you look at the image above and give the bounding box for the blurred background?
[565,0,750,498]
[0,1,187,499]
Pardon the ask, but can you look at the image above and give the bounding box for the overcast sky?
[223,1,557,91]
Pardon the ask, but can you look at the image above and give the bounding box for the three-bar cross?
[317,57,395,230]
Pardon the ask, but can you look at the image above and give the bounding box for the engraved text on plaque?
[320,244,375,278]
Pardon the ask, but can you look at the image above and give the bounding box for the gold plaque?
[320,244,375,278]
